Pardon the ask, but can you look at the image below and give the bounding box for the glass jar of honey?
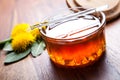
[40,8,106,68]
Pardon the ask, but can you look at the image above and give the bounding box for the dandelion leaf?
[3,41,13,51]
[5,49,30,64]
[31,41,45,57]
[0,38,11,49]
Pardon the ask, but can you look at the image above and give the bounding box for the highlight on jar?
[40,6,107,68]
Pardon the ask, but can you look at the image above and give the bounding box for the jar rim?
[40,11,106,43]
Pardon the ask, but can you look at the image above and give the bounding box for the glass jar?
[40,8,106,68]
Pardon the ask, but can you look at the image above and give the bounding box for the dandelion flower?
[12,32,35,52]
[11,23,31,38]
[30,28,41,40]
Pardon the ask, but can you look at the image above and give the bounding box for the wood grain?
[66,0,78,9]
[0,0,120,80]
[0,0,15,40]
[66,0,120,22]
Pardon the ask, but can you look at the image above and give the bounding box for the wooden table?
[0,0,120,80]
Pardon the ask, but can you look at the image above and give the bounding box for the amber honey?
[40,11,106,67]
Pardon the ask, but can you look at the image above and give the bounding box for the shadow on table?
[50,50,120,80]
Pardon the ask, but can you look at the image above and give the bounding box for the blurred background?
[0,0,67,40]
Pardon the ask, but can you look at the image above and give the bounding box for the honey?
[40,11,106,67]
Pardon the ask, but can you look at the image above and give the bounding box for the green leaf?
[0,38,12,49]
[4,49,30,64]
[0,38,11,44]
[31,41,45,57]
[3,41,13,51]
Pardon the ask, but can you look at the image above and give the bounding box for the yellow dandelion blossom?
[11,23,31,38]
[12,32,35,52]
[30,28,41,40]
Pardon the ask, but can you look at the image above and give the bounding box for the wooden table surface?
[0,0,120,80]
